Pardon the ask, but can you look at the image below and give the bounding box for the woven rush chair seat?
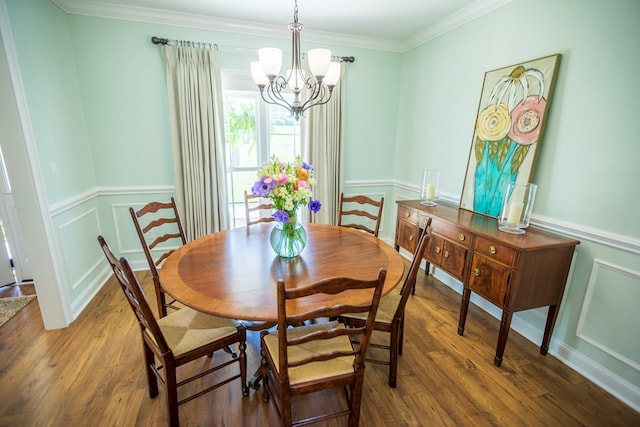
[260,271,386,427]
[155,308,241,357]
[262,320,354,385]
[97,235,248,427]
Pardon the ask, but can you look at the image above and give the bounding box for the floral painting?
[460,54,561,217]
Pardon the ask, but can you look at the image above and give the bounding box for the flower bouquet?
[251,155,321,257]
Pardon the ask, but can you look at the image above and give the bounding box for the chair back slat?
[130,197,187,317]
[275,269,386,377]
[244,190,274,228]
[337,193,384,237]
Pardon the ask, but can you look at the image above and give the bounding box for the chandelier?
[250,0,341,121]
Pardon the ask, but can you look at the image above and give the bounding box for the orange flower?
[295,166,309,180]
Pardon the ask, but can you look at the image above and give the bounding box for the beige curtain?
[302,64,347,225]
[161,45,228,240]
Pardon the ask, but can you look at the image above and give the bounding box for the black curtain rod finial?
[151,36,169,45]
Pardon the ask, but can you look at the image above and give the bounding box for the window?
[222,71,301,228]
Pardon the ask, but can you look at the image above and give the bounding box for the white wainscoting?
[51,182,640,412]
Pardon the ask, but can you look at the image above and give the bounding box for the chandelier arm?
[260,82,295,113]
[266,76,293,105]
[300,83,332,111]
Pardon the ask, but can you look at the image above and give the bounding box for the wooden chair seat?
[260,271,386,427]
[97,235,248,427]
[156,308,241,357]
[262,321,355,384]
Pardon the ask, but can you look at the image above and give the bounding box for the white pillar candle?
[426,183,436,200]
[507,201,524,225]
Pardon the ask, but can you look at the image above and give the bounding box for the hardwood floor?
[0,266,638,426]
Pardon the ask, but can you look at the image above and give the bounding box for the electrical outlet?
[50,163,59,181]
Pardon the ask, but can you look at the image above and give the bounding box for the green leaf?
[475,138,485,164]
[511,144,530,175]
[488,140,498,162]
[496,137,510,170]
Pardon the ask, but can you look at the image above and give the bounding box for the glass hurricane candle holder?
[498,182,537,234]
[420,169,440,206]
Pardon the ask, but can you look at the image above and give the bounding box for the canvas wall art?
[460,54,561,217]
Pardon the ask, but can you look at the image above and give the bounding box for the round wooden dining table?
[159,223,406,322]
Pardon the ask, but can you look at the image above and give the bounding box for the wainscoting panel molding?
[577,259,640,372]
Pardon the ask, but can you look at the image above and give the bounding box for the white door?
[0,219,13,285]
[0,126,30,285]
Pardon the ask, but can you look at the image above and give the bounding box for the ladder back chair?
[130,197,186,317]
[337,193,385,237]
[97,235,248,427]
[260,269,386,427]
[337,219,432,387]
[244,190,274,228]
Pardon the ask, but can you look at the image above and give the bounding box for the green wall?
[395,0,640,237]
[6,0,95,203]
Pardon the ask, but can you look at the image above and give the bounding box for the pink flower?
[274,174,288,185]
[297,180,310,190]
[509,95,547,145]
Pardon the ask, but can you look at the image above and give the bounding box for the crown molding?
[51,0,511,53]
[50,0,404,52]
[402,0,512,51]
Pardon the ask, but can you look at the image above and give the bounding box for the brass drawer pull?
[474,268,480,277]
[408,235,414,241]
[435,247,441,254]
[458,233,465,241]
[405,212,410,218]
[490,246,497,254]
[444,251,450,258]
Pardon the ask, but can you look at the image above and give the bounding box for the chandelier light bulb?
[251,62,269,86]
[324,62,341,87]
[307,48,331,78]
[258,47,282,78]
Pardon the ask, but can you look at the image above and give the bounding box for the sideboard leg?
[494,310,513,367]
[540,304,559,355]
[458,287,471,335]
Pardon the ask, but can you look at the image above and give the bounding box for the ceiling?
[53,0,511,51]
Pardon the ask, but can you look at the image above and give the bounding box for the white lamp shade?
[251,62,268,86]
[324,62,341,86]
[258,47,282,77]
[307,48,331,78]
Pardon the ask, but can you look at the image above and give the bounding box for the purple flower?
[251,178,274,197]
[272,210,290,223]
[302,162,314,170]
[308,199,322,213]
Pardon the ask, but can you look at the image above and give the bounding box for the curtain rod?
[151,36,355,63]
[151,36,218,50]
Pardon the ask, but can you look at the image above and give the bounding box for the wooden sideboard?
[394,200,579,367]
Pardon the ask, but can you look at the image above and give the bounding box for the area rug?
[0,295,36,328]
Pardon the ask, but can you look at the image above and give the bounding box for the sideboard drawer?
[469,254,511,308]
[398,205,419,223]
[433,221,472,248]
[395,217,419,253]
[474,236,515,266]
[426,234,468,281]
